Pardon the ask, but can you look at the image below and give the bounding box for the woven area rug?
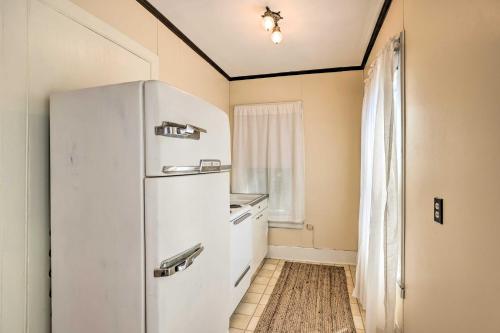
[255,262,356,333]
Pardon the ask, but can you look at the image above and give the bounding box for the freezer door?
[144,81,230,177]
[145,173,230,333]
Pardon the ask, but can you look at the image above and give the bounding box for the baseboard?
[267,245,357,265]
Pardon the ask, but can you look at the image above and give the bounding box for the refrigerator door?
[145,173,230,333]
[144,81,230,177]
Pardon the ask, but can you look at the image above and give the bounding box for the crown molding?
[361,0,393,67]
[136,0,231,80]
[137,0,392,81]
[230,65,364,81]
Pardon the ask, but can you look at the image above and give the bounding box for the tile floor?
[229,259,366,333]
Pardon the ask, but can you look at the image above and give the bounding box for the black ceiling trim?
[361,0,393,67]
[136,0,231,80]
[136,0,392,81]
[230,66,363,81]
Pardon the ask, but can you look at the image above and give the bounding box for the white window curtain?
[353,36,402,333]
[231,101,305,228]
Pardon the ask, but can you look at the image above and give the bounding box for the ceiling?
[147,0,386,78]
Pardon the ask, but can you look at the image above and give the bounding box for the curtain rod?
[234,100,303,107]
[364,34,402,82]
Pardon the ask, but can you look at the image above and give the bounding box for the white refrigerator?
[50,81,231,333]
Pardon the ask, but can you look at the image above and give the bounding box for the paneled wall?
[1,0,158,331]
[0,0,229,332]
[0,1,30,331]
[70,0,230,113]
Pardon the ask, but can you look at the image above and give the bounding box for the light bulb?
[271,26,283,44]
[262,15,274,31]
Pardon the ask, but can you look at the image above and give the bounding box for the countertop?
[230,193,269,207]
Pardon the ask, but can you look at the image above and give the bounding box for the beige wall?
[370,0,500,331]
[70,0,229,113]
[404,0,500,331]
[230,72,363,251]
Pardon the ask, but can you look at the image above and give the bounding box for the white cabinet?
[250,199,268,276]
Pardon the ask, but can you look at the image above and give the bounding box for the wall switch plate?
[434,197,443,224]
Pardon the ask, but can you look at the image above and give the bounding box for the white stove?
[229,203,251,222]
[228,203,252,312]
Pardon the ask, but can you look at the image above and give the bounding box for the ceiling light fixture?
[271,26,283,44]
[262,15,275,32]
[261,6,283,44]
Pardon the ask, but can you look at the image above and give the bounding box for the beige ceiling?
[149,0,385,77]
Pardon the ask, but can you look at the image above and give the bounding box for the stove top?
[229,204,251,222]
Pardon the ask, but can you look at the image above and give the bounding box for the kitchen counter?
[230,193,269,207]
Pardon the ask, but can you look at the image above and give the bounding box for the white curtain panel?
[232,101,305,228]
[353,36,402,333]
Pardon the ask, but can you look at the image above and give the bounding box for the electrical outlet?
[434,197,443,224]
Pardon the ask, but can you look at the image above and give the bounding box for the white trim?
[268,222,304,229]
[38,0,159,79]
[267,245,357,265]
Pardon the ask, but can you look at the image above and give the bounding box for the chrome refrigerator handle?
[162,159,231,176]
[154,243,204,277]
[155,121,207,140]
